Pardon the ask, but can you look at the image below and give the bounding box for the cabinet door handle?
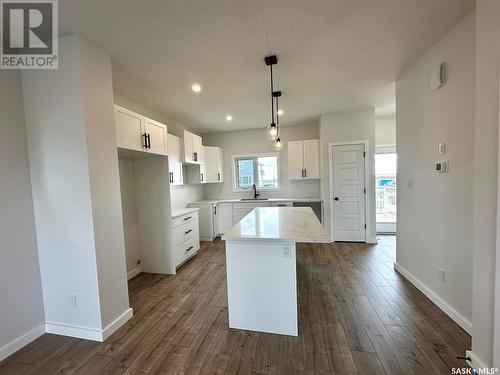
[146,133,151,149]
[214,205,217,215]
[193,152,198,162]
[184,229,192,234]
[169,172,173,183]
[143,133,148,148]
[184,216,192,221]
[301,169,304,178]
[186,246,194,252]
[201,173,203,182]
[304,169,307,178]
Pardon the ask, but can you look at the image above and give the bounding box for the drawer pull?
[186,246,194,252]
[184,216,192,221]
[184,229,192,234]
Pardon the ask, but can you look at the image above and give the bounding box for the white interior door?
[332,144,366,242]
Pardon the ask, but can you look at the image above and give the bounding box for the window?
[233,153,279,191]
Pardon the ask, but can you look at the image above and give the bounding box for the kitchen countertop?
[222,207,330,243]
[189,197,322,204]
[171,207,199,219]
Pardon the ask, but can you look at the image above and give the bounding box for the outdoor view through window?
[375,153,397,223]
[235,155,278,190]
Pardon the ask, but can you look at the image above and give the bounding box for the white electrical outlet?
[438,268,445,283]
[70,294,77,308]
[282,246,291,258]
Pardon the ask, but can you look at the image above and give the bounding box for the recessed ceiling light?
[277,109,284,116]
[226,115,233,121]
[191,83,201,93]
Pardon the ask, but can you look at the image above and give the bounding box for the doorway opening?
[375,146,397,234]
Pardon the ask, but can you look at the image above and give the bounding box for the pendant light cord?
[270,64,275,124]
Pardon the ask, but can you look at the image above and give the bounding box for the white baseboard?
[367,237,379,244]
[127,265,142,280]
[466,350,489,370]
[46,307,133,342]
[0,325,45,362]
[45,321,103,341]
[394,262,472,334]
[102,308,133,341]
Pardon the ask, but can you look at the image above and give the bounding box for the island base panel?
[225,240,298,336]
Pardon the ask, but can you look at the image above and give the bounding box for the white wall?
[0,71,45,360]
[79,38,131,330]
[396,12,474,334]
[319,109,377,242]
[375,116,396,146]
[114,95,204,208]
[202,123,321,200]
[473,0,500,368]
[118,158,140,275]
[22,35,130,339]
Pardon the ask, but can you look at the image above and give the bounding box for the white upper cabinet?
[183,130,203,164]
[167,134,183,185]
[204,146,224,183]
[288,141,304,180]
[288,139,320,180]
[114,105,168,156]
[303,140,320,179]
[115,105,145,152]
[144,117,168,155]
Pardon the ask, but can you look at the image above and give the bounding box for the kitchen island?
[222,207,330,336]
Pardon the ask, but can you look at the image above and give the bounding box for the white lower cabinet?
[217,203,233,235]
[172,211,200,268]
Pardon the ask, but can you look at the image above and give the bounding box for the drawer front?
[174,235,200,268]
[172,219,198,247]
[273,201,293,207]
[172,211,198,228]
[233,202,271,209]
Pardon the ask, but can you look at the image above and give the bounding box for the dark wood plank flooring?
[0,236,470,374]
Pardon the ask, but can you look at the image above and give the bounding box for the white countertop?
[171,207,199,219]
[222,207,330,243]
[189,197,322,205]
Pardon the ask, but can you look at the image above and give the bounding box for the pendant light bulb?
[275,137,282,151]
[268,122,278,141]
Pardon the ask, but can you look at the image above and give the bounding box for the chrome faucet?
[252,184,260,199]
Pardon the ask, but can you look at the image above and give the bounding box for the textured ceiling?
[59,0,473,133]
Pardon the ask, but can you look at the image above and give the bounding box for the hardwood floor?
[0,236,470,374]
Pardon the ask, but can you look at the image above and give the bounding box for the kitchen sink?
[239,198,269,201]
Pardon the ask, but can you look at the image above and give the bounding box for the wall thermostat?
[435,161,448,173]
[430,62,446,90]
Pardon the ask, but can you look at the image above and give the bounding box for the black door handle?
[186,246,194,252]
[184,229,192,234]
[334,197,339,201]
[143,132,148,148]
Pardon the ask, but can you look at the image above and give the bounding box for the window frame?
[232,152,280,192]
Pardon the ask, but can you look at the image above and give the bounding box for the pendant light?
[265,55,278,141]
[274,91,282,151]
